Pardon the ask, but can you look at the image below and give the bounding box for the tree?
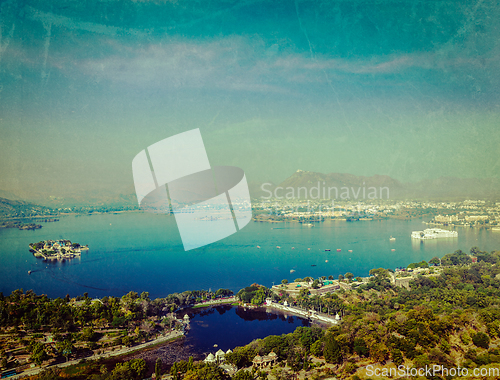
[324,335,342,364]
[338,274,344,281]
[122,335,133,347]
[183,365,226,380]
[281,279,288,285]
[370,343,388,362]
[345,272,354,282]
[233,370,253,380]
[237,286,260,303]
[310,340,323,357]
[251,287,267,305]
[30,342,48,367]
[298,288,310,298]
[414,354,430,368]
[111,362,135,380]
[392,349,404,366]
[226,346,257,369]
[470,247,481,255]
[171,362,180,380]
[369,268,389,278]
[472,332,490,349]
[215,288,233,297]
[429,257,440,265]
[261,335,287,360]
[311,280,320,289]
[81,327,96,342]
[56,339,74,362]
[188,356,194,371]
[353,338,369,357]
[130,358,147,379]
[155,358,162,379]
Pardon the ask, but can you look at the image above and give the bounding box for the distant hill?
[35,193,138,208]
[0,197,56,219]
[0,189,23,201]
[405,177,500,200]
[3,172,499,208]
[15,185,139,208]
[252,170,500,200]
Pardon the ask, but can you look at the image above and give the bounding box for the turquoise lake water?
[1,212,499,299]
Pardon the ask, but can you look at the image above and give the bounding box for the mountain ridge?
[255,170,500,200]
[2,171,499,206]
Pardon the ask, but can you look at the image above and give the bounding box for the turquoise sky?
[0,0,499,200]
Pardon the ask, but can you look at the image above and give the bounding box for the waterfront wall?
[265,302,339,325]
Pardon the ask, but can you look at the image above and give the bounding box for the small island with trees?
[29,240,89,262]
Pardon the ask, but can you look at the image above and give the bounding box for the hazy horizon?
[1,0,499,201]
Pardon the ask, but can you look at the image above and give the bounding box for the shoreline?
[265,302,339,325]
[189,296,238,309]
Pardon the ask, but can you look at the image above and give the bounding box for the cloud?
[64,34,500,96]
[76,38,410,89]
[273,52,487,76]
[25,6,143,37]
[76,37,288,93]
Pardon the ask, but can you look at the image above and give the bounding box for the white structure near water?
[411,228,458,240]
[265,299,340,325]
[204,349,232,364]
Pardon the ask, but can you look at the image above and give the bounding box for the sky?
[0,0,499,202]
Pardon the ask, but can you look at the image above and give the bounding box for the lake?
[1,212,499,298]
[128,305,311,366]
[180,305,310,356]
